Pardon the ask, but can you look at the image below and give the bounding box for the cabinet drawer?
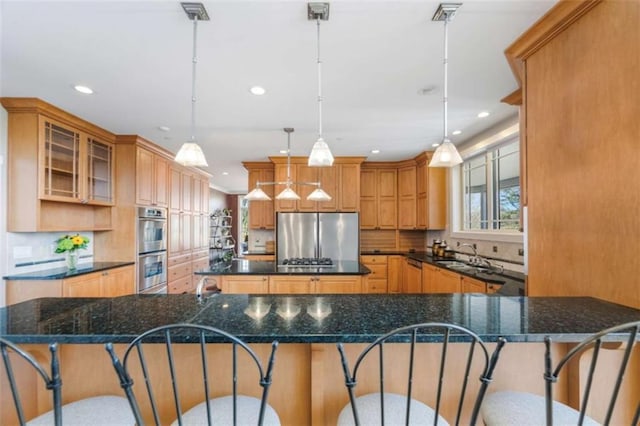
[168,275,192,294]
[168,263,192,280]
[192,257,210,274]
[192,249,209,260]
[364,278,388,293]
[168,253,192,267]
[361,255,388,264]
[366,264,388,278]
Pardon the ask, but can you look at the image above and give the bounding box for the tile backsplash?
[6,232,94,275]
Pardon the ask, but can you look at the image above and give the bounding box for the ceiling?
[0,0,555,194]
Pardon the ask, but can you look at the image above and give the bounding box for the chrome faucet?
[196,277,209,300]
[459,243,478,257]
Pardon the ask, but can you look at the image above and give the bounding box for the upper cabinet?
[267,157,365,213]
[415,153,446,230]
[397,162,417,230]
[2,98,116,231]
[244,163,275,229]
[136,147,169,208]
[360,165,397,230]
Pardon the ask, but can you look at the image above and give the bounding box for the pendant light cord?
[286,130,292,184]
[191,15,199,142]
[443,15,449,142]
[317,17,323,139]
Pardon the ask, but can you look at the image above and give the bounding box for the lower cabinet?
[218,275,362,294]
[361,255,388,293]
[7,265,135,304]
[402,258,423,293]
[220,275,269,294]
[423,264,490,294]
[387,255,403,293]
[461,275,487,293]
[168,249,209,294]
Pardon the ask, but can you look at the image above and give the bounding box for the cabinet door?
[86,136,114,205]
[421,263,438,293]
[40,117,82,202]
[182,172,193,213]
[154,155,169,208]
[170,167,182,211]
[248,168,275,229]
[102,265,135,297]
[377,170,397,229]
[296,164,319,212]
[221,276,269,294]
[461,276,487,293]
[316,276,362,294]
[387,255,403,293]
[169,211,182,254]
[433,269,461,293]
[136,148,154,205]
[338,164,360,212]
[402,260,423,293]
[192,176,203,214]
[317,166,338,212]
[63,272,102,297]
[269,276,313,294]
[427,166,447,230]
[398,166,416,229]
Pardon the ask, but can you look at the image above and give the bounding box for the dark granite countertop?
[2,262,135,281]
[195,260,370,276]
[1,294,639,344]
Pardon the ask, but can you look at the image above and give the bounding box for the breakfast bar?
[1,293,638,425]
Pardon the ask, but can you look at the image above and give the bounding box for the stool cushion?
[337,392,450,426]
[172,395,280,426]
[27,395,134,425]
[481,391,600,426]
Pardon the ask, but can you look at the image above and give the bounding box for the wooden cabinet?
[2,98,116,231]
[461,276,487,293]
[220,275,269,294]
[269,276,314,294]
[431,268,461,293]
[167,252,193,294]
[315,276,362,294]
[337,163,361,212]
[402,258,423,293]
[245,164,275,229]
[397,164,417,229]
[242,254,275,261]
[416,153,447,230]
[486,283,501,294]
[361,255,388,293]
[62,265,135,298]
[136,147,169,207]
[360,166,397,229]
[387,255,403,293]
[273,163,297,212]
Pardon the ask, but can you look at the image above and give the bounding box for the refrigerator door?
[318,213,359,262]
[276,213,318,261]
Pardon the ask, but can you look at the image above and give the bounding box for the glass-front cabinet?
[39,116,114,205]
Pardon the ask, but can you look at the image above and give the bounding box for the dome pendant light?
[175,2,209,167]
[429,3,463,168]
[307,2,334,167]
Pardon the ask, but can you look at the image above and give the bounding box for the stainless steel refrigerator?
[276,212,359,262]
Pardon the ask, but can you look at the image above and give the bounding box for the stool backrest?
[105,323,278,426]
[337,322,507,425]
[544,320,640,426]
[0,339,62,426]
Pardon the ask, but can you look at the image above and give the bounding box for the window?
[462,140,520,231]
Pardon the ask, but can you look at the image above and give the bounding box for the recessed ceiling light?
[477,111,490,118]
[432,143,440,147]
[371,149,380,154]
[250,86,266,95]
[74,85,93,94]
[279,149,288,154]
[452,130,462,135]
[222,171,229,176]
[158,126,171,132]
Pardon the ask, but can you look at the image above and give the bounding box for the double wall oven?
[137,207,167,294]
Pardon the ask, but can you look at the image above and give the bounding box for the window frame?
[450,133,523,244]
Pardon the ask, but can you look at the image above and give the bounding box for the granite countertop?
[195,260,370,276]
[2,262,135,281]
[2,294,639,344]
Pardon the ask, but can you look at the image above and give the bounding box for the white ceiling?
[0,0,555,194]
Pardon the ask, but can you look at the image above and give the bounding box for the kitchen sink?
[436,261,471,269]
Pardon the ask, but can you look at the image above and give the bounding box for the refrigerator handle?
[316,217,320,259]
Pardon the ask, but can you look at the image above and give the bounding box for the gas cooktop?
[278,257,334,268]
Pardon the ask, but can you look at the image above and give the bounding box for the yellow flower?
[71,235,84,245]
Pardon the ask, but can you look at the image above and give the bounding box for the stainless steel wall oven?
[137,207,167,294]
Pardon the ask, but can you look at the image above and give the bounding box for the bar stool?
[336,322,507,425]
[105,323,280,426]
[481,320,640,425]
[0,337,133,425]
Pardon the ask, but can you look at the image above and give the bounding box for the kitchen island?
[1,293,638,425]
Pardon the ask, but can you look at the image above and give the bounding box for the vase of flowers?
[55,234,89,270]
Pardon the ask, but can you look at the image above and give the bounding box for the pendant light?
[307,2,334,167]
[245,128,332,201]
[175,2,209,167]
[429,3,463,168]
